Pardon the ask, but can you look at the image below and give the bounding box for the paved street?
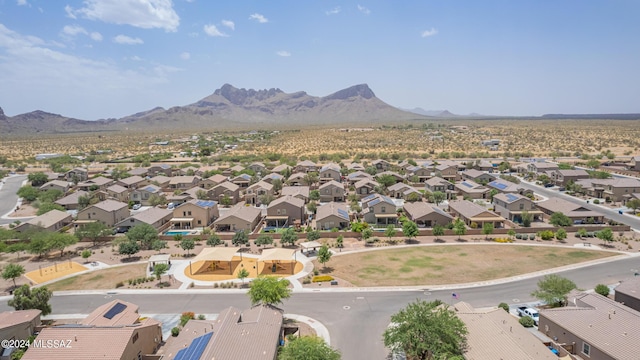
[2,256,638,359]
[0,175,27,225]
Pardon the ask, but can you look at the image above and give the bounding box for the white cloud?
[221,20,235,30]
[62,25,87,36]
[0,24,176,119]
[421,28,438,38]
[90,32,103,41]
[67,0,180,32]
[276,51,291,57]
[203,24,228,37]
[249,13,268,23]
[357,5,370,15]
[65,5,76,19]
[60,25,103,42]
[17,0,28,6]
[326,6,341,15]
[113,34,144,45]
[180,52,190,60]
[130,55,143,61]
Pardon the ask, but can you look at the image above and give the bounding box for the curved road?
[0,175,28,225]
[1,256,638,359]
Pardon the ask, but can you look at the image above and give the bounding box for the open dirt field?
[45,263,146,291]
[314,245,618,287]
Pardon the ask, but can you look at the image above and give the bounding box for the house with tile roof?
[548,169,590,186]
[22,300,162,360]
[354,179,379,199]
[0,309,41,356]
[362,194,397,225]
[266,195,305,228]
[15,209,72,233]
[104,184,130,203]
[115,207,172,232]
[403,201,453,227]
[210,181,241,206]
[294,160,318,173]
[170,199,219,230]
[130,184,163,206]
[76,199,130,227]
[454,179,489,200]
[319,163,342,183]
[614,276,640,312]
[319,180,345,202]
[575,178,640,203]
[54,190,88,210]
[453,302,557,360]
[169,176,200,190]
[116,175,146,190]
[539,293,640,360]
[213,202,263,233]
[77,176,114,191]
[527,162,559,174]
[461,169,496,184]
[316,202,350,230]
[244,180,274,206]
[487,179,533,196]
[448,200,505,228]
[280,186,310,203]
[38,180,70,194]
[535,197,605,224]
[159,305,282,360]
[387,182,421,200]
[492,192,543,223]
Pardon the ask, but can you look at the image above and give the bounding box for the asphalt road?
[0,175,27,225]
[2,256,638,359]
[517,180,640,230]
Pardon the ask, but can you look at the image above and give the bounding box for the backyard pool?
[164,230,197,236]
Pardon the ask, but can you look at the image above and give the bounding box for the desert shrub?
[198,314,206,320]
[171,327,180,337]
[539,230,555,241]
[312,275,335,283]
[470,222,478,229]
[593,199,600,204]
[180,312,195,326]
[498,302,509,312]
[595,284,610,297]
[213,283,219,288]
[529,234,536,240]
[519,316,535,328]
[302,278,311,284]
[115,281,124,288]
[515,234,522,240]
[313,269,319,276]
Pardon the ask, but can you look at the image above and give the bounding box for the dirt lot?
[314,245,618,287]
[46,263,147,291]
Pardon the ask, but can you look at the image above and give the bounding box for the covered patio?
[170,217,193,230]
[299,240,322,256]
[265,215,289,228]
[188,247,240,275]
[148,254,171,272]
[258,248,298,275]
[374,213,398,227]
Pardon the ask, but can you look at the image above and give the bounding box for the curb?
[285,313,331,345]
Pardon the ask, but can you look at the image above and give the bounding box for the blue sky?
[0,0,639,120]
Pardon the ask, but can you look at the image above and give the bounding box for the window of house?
[582,342,590,356]
[188,211,192,216]
[197,220,202,225]
[183,211,186,217]
[381,206,386,213]
[519,203,524,210]
[282,209,286,215]
[277,209,281,215]
[132,333,139,343]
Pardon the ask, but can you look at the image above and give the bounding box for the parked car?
[132,203,142,210]
[544,183,554,188]
[516,306,539,325]
[167,202,175,210]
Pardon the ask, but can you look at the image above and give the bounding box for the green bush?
[529,234,536,240]
[115,281,124,288]
[498,302,509,312]
[539,230,555,241]
[595,284,610,297]
[515,234,522,240]
[593,199,600,204]
[171,327,180,337]
[519,316,535,328]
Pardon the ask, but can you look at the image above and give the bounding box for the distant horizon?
[1,1,639,119]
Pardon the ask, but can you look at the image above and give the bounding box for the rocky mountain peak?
[213,84,284,105]
[0,107,5,120]
[324,84,375,101]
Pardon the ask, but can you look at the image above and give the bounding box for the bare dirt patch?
[314,245,618,287]
[46,263,147,291]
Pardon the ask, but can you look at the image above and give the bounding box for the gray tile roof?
[541,293,640,360]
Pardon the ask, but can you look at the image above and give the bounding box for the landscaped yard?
[46,264,147,291]
[314,245,618,287]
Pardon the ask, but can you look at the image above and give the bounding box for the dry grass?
[46,263,146,291]
[314,245,617,287]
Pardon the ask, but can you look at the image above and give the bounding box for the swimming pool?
[164,230,195,236]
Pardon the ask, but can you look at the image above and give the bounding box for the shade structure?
[259,248,297,275]
[190,247,240,275]
[299,241,322,250]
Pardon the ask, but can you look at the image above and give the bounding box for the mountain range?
[0,84,427,135]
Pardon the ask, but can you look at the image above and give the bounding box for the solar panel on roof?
[489,181,508,190]
[505,194,519,202]
[369,198,382,206]
[174,332,213,360]
[103,302,127,319]
[337,208,349,219]
[195,200,216,208]
[144,186,156,192]
[461,182,473,188]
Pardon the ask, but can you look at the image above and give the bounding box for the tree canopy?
[75,221,111,246]
[247,276,291,306]
[531,274,576,307]
[8,285,53,315]
[383,299,467,360]
[317,245,332,268]
[126,223,158,250]
[280,228,298,246]
[549,212,572,227]
[279,336,341,360]
[2,263,25,287]
[232,230,249,246]
[402,220,419,240]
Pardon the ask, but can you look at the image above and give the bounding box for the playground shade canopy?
[148,254,170,265]
[259,248,296,262]
[192,247,240,262]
